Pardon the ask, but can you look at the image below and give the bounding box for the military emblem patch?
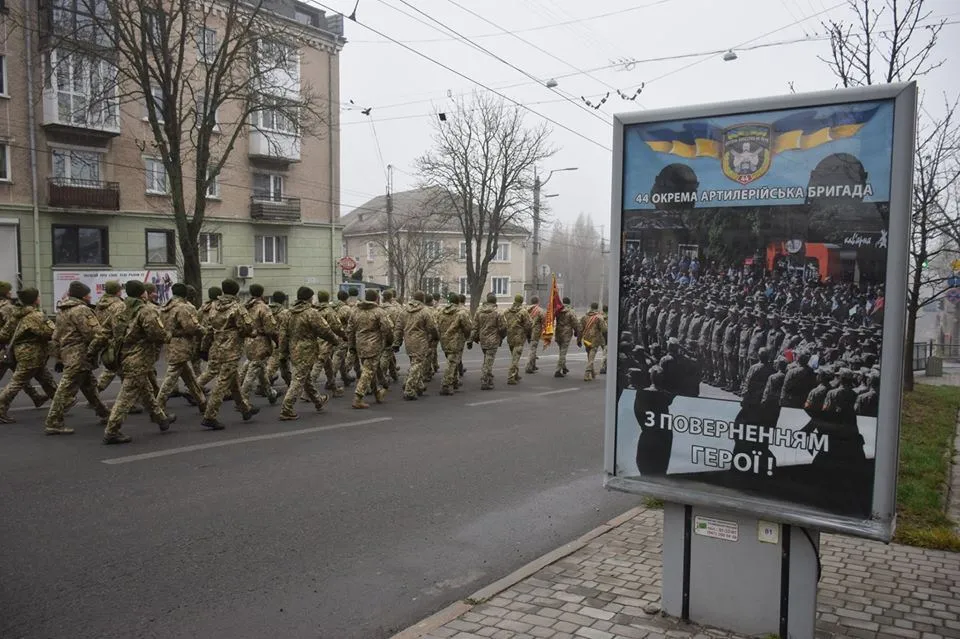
[722,124,772,184]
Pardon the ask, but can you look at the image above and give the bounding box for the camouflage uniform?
[394,299,440,399]
[45,297,111,432]
[379,297,402,383]
[424,300,440,382]
[579,308,608,381]
[0,305,58,420]
[554,306,579,377]
[312,301,347,396]
[437,300,472,394]
[266,302,292,388]
[104,298,173,440]
[196,298,220,387]
[471,301,506,390]
[347,300,393,406]
[157,296,205,411]
[201,294,256,424]
[0,297,46,404]
[331,299,354,385]
[241,297,279,404]
[502,300,532,385]
[525,303,545,374]
[94,292,125,392]
[280,300,340,418]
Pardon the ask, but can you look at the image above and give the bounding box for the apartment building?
[341,187,531,305]
[0,0,345,307]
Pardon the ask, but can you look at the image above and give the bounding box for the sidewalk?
[396,507,960,639]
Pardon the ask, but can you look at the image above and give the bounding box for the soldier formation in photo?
[0,278,608,445]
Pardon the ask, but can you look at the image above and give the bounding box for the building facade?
[0,0,345,307]
[342,187,531,305]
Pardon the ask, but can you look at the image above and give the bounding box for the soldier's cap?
[208,286,222,300]
[348,287,359,297]
[0,281,11,297]
[317,290,330,303]
[171,283,188,297]
[448,292,459,304]
[514,294,524,304]
[17,287,39,306]
[249,283,265,298]
[221,279,240,295]
[271,291,287,303]
[297,286,314,301]
[125,280,146,298]
[365,289,379,302]
[68,281,91,299]
[104,280,122,295]
[144,282,157,293]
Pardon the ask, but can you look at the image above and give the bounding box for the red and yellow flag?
[542,274,563,347]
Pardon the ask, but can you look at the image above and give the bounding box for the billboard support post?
[606,84,917,637]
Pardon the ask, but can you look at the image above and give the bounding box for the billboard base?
[662,502,819,638]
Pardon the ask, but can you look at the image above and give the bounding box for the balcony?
[48,178,120,210]
[250,196,301,221]
[249,130,301,163]
[42,89,120,138]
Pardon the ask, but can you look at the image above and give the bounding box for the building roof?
[342,186,529,237]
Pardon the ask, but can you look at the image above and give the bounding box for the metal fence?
[912,342,960,370]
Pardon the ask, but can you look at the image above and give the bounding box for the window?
[423,240,442,260]
[366,242,377,262]
[143,10,163,45]
[198,233,221,264]
[52,0,111,46]
[0,55,7,96]
[145,158,167,194]
[145,229,175,265]
[259,40,298,78]
[294,8,319,26]
[491,276,510,296]
[458,241,467,261]
[196,27,217,63]
[206,168,220,198]
[422,277,443,295]
[458,276,468,296]
[144,84,164,120]
[52,224,108,265]
[0,144,9,181]
[493,241,510,262]
[195,91,218,128]
[255,235,287,264]
[253,105,296,134]
[49,50,118,129]
[252,173,283,201]
[52,149,100,184]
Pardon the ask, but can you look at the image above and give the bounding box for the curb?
[389,504,647,639]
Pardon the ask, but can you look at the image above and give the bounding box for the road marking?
[465,387,582,407]
[101,417,393,465]
[465,398,512,407]
[535,388,581,396]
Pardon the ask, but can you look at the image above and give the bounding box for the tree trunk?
[469,279,485,314]
[179,235,203,293]
[903,306,918,392]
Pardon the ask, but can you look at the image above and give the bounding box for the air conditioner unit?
[235,265,254,279]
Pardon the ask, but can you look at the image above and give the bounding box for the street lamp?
[532,167,578,296]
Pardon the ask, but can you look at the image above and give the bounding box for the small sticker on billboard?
[694,516,739,542]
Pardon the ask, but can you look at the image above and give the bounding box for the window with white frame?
[0,55,7,96]
[423,240,442,260]
[493,241,510,262]
[366,242,377,262]
[294,8,319,26]
[255,235,287,264]
[206,167,220,198]
[253,104,296,134]
[49,49,118,129]
[259,40,299,79]
[144,84,164,120]
[145,229,175,265]
[198,232,221,264]
[196,26,217,63]
[0,144,9,181]
[52,149,101,185]
[52,0,111,46]
[458,276,468,296]
[491,277,510,296]
[422,277,443,295]
[252,173,283,201]
[458,241,467,261]
[144,157,168,194]
[195,91,218,128]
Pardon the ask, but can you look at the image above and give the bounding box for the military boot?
[201,418,226,430]
[102,432,132,445]
[44,426,75,435]
[279,412,300,421]
[554,370,564,378]
[0,413,15,424]
[241,406,260,421]
[352,396,369,409]
[374,388,387,404]
[158,414,177,432]
[439,387,453,396]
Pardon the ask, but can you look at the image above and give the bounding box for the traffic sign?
[949,276,960,288]
[337,256,357,272]
[947,288,960,305]
[952,258,960,272]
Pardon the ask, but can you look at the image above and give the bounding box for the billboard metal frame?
[604,83,917,542]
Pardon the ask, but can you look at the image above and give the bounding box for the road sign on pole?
[947,288,960,305]
[337,256,357,273]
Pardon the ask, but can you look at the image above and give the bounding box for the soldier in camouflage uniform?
[437,292,472,396]
[266,291,292,389]
[241,284,279,405]
[196,287,222,388]
[525,296,545,375]
[502,294,532,385]
[599,304,609,374]
[471,293,506,390]
[348,289,392,409]
[45,281,111,434]
[554,297,579,378]
[345,287,362,381]
[157,283,206,414]
[0,281,47,406]
[313,291,347,397]
[379,290,401,385]
[94,281,125,392]
[0,288,58,423]
[142,282,162,398]
[332,290,355,386]
[579,302,607,382]
[425,292,442,382]
[200,280,258,430]
[393,291,439,400]
[279,287,340,421]
[103,280,176,444]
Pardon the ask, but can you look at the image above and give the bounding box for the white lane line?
[465,398,512,407]
[101,416,393,465]
[535,388,581,397]
[465,387,582,407]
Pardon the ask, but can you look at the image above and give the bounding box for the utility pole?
[532,170,541,297]
[385,164,394,288]
[599,224,606,307]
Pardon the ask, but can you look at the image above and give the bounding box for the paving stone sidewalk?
[404,508,960,639]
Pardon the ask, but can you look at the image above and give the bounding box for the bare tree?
[416,93,553,311]
[22,0,331,290]
[541,213,602,308]
[372,206,456,300]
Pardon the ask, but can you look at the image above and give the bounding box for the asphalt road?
[0,348,639,639]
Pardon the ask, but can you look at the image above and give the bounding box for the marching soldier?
[102,280,176,445]
[599,304,609,374]
[502,294,532,385]
[0,288,58,423]
[266,291,292,390]
[314,291,347,397]
[241,284,279,405]
[437,292,472,396]
[196,286,222,388]
[379,290,402,385]
[348,289,392,409]
[44,281,111,434]
[157,283,206,414]
[579,302,607,382]
[471,293,506,390]
[554,297,578,378]
[525,296,545,374]
[94,280,125,393]
[332,290,355,387]
[200,279,258,430]
[279,287,340,421]
[424,293,442,382]
[0,281,47,407]
[393,291,439,400]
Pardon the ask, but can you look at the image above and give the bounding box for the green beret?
[104,280,122,295]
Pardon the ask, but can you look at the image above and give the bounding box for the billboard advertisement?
[52,269,179,309]
[605,84,917,541]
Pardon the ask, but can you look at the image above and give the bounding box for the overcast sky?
[317,0,959,239]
